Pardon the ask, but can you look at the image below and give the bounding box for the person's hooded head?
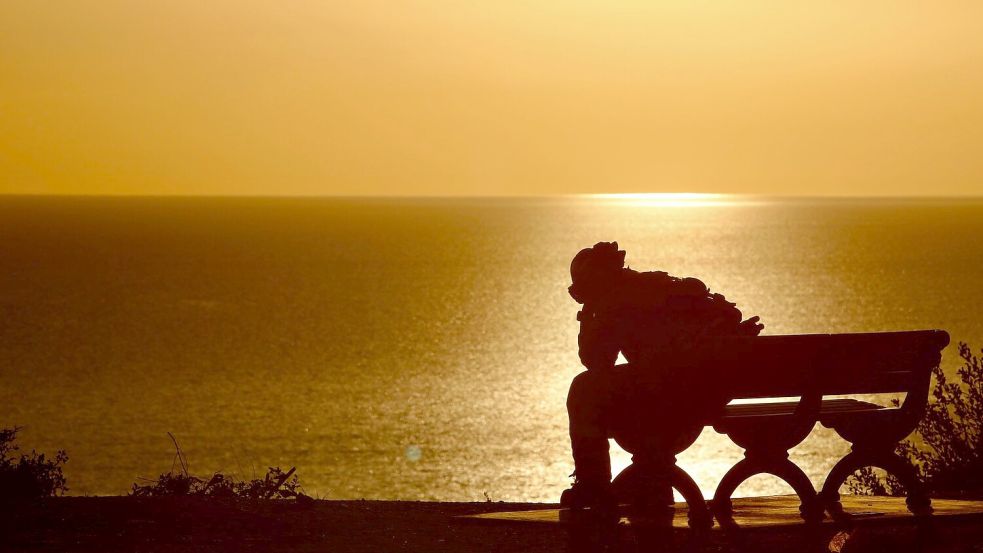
[568,241,626,304]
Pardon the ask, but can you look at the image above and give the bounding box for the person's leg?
[564,370,613,506]
[624,365,678,509]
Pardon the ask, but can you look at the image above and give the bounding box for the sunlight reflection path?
[586,193,767,207]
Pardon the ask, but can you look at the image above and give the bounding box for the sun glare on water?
[589,193,740,207]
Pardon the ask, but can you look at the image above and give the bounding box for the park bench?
[607,329,950,529]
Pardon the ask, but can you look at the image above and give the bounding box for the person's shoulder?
[628,269,707,291]
[627,269,673,285]
[641,271,709,297]
[615,269,678,306]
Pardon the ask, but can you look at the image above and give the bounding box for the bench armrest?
[896,351,941,424]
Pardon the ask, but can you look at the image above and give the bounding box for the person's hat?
[568,241,625,303]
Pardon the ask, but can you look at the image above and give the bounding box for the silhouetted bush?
[132,466,302,499]
[849,341,983,498]
[0,427,68,501]
[130,433,304,500]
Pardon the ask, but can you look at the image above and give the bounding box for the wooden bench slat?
[722,398,887,420]
[717,330,947,399]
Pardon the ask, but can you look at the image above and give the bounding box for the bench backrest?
[715,330,950,400]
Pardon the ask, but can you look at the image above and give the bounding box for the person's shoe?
[560,480,616,512]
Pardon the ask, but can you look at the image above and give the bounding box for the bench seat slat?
[722,398,888,420]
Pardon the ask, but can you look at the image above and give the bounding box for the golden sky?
[2,1,982,196]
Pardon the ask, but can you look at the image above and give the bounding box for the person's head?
[568,241,626,304]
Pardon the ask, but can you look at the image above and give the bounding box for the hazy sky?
[2,1,982,196]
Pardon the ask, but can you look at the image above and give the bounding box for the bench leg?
[611,462,713,530]
[819,448,932,520]
[712,454,823,524]
[671,465,713,530]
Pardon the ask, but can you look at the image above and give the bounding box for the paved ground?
[2,495,983,552]
[465,495,983,529]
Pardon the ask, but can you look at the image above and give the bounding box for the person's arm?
[577,306,620,371]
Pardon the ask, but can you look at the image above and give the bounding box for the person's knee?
[566,370,597,409]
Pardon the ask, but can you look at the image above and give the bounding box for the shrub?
[849,341,983,498]
[0,427,69,501]
[130,433,304,499]
[131,466,302,499]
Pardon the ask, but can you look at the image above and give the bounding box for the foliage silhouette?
[0,426,68,501]
[849,341,983,499]
[130,433,303,500]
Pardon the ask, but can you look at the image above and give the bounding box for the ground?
[2,496,983,552]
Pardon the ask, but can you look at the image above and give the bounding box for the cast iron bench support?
[816,348,942,520]
[610,425,714,530]
[711,393,825,525]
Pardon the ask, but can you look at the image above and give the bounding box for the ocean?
[2,195,982,501]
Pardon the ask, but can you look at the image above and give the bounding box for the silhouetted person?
[563,241,763,511]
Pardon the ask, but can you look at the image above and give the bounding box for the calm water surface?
[2,196,982,501]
